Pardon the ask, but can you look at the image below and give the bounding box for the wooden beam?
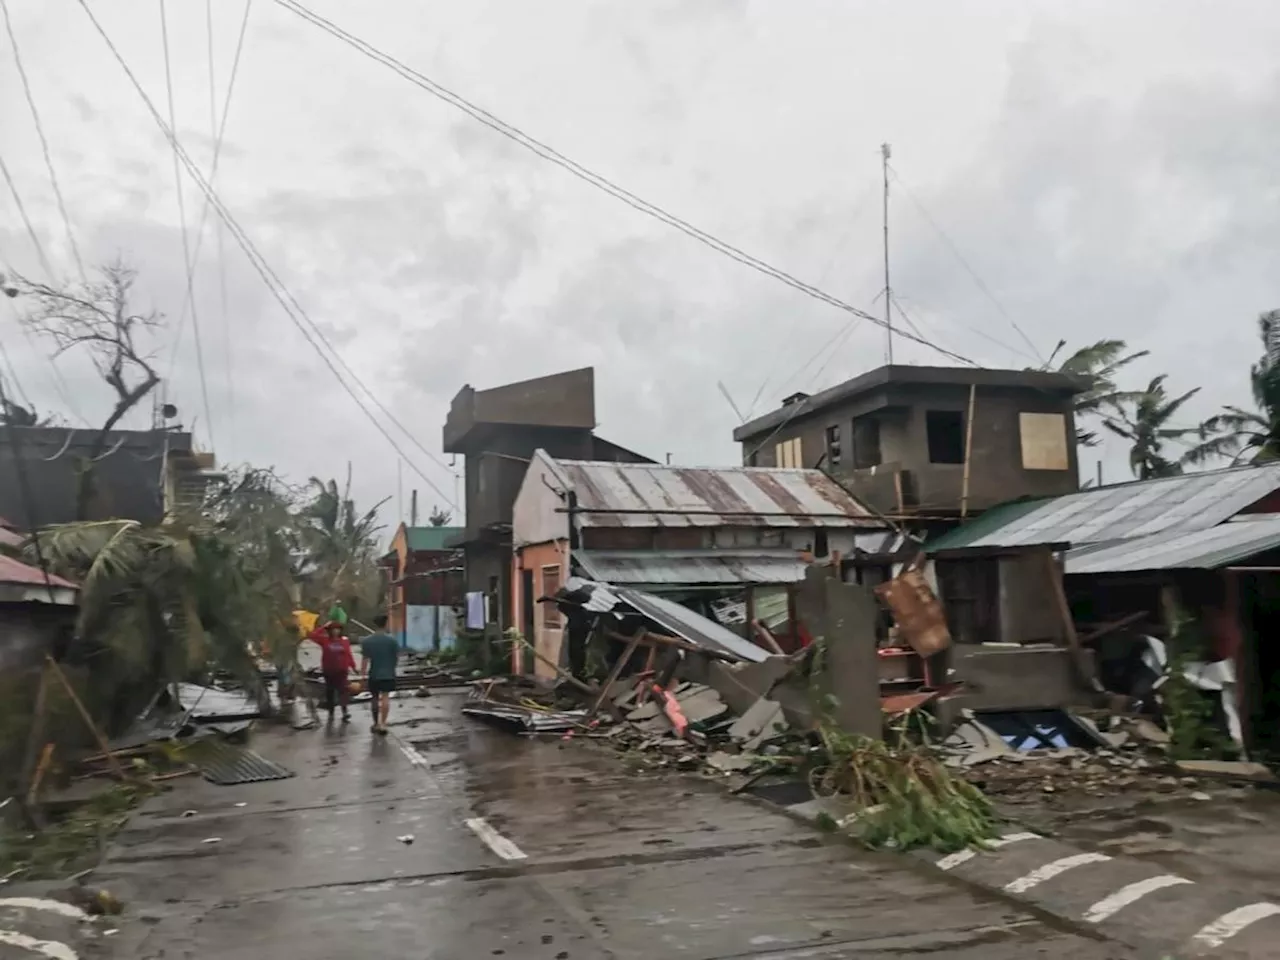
[589,633,642,717]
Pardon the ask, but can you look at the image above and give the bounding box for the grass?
[0,783,149,882]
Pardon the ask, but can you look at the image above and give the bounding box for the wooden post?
[1042,550,1100,690]
[589,632,642,717]
[26,744,55,807]
[960,382,977,519]
[45,656,128,781]
[18,663,50,800]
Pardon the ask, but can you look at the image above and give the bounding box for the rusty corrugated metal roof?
[0,554,78,590]
[575,549,807,585]
[551,459,880,528]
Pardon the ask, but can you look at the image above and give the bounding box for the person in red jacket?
[309,620,356,723]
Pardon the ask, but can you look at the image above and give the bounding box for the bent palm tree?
[1103,376,1235,480]
[1043,339,1149,446]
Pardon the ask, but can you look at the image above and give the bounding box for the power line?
[0,148,53,279]
[164,0,253,383]
[745,316,865,463]
[0,156,90,424]
[272,0,979,370]
[1,0,85,282]
[159,0,216,451]
[206,0,234,456]
[77,0,458,510]
[886,164,1044,365]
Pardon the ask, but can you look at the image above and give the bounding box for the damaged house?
[510,453,891,680]
[442,366,652,633]
[927,463,1280,753]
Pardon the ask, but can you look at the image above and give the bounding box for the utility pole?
[410,488,418,527]
[397,459,403,526]
[881,142,893,365]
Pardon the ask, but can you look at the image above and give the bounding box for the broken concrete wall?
[796,566,881,737]
[997,550,1066,646]
[951,645,1092,711]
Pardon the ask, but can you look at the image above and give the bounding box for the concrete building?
[382,523,465,652]
[0,426,221,527]
[511,452,888,681]
[732,365,1086,517]
[442,367,651,632]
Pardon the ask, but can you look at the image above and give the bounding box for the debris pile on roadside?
[936,707,1274,804]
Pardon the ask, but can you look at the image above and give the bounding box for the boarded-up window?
[775,437,803,468]
[1019,412,1069,470]
[541,565,562,628]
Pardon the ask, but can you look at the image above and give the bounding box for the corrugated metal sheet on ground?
[928,463,1280,552]
[191,740,294,785]
[575,549,806,585]
[552,459,881,529]
[1065,516,1280,574]
[176,683,261,722]
[563,576,769,663]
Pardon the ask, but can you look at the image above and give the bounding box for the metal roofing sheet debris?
[551,458,881,529]
[1065,516,1280,574]
[575,549,806,586]
[928,463,1280,553]
[176,683,261,722]
[190,741,293,785]
[562,576,769,663]
[0,554,78,590]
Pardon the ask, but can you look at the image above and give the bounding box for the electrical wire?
[886,164,1044,365]
[164,0,252,382]
[159,0,216,451]
[0,148,53,280]
[1,0,85,282]
[208,0,235,457]
[77,0,458,510]
[0,160,89,424]
[272,0,979,369]
[744,316,865,463]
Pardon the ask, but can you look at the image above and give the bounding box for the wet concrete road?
[71,692,1147,960]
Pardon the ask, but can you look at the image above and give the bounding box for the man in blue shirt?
[360,615,400,734]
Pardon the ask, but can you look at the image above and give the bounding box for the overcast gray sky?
[2,0,1278,533]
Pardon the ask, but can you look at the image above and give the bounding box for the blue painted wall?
[403,604,458,652]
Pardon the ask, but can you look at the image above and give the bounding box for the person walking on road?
[361,615,399,735]
[309,620,356,723]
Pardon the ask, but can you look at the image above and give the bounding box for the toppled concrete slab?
[706,656,795,716]
[728,698,788,751]
[1176,760,1277,783]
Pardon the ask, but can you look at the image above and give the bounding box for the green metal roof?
[925,498,1050,552]
[405,526,463,552]
[926,464,1280,554]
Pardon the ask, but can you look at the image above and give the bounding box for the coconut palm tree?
[1102,375,1235,480]
[299,470,387,619]
[1043,339,1150,446]
[29,518,282,732]
[1202,314,1280,464]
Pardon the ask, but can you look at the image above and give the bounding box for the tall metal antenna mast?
[881,142,893,364]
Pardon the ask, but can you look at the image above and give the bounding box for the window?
[541,565,562,629]
[745,448,759,468]
[774,436,803,468]
[1019,412,1069,470]
[926,410,966,464]
[824,425,842,467]
[813,529,829,558]
[851,417,882,469]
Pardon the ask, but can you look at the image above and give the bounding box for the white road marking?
[0,898,86,920]
[1191,902,1280,949]
[1004,852,1111,894]
[397,742,427,768]
[936,832,1041,871]
[1083,874,1193,923]
[464,817,527,861]
[0,929,78,960]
